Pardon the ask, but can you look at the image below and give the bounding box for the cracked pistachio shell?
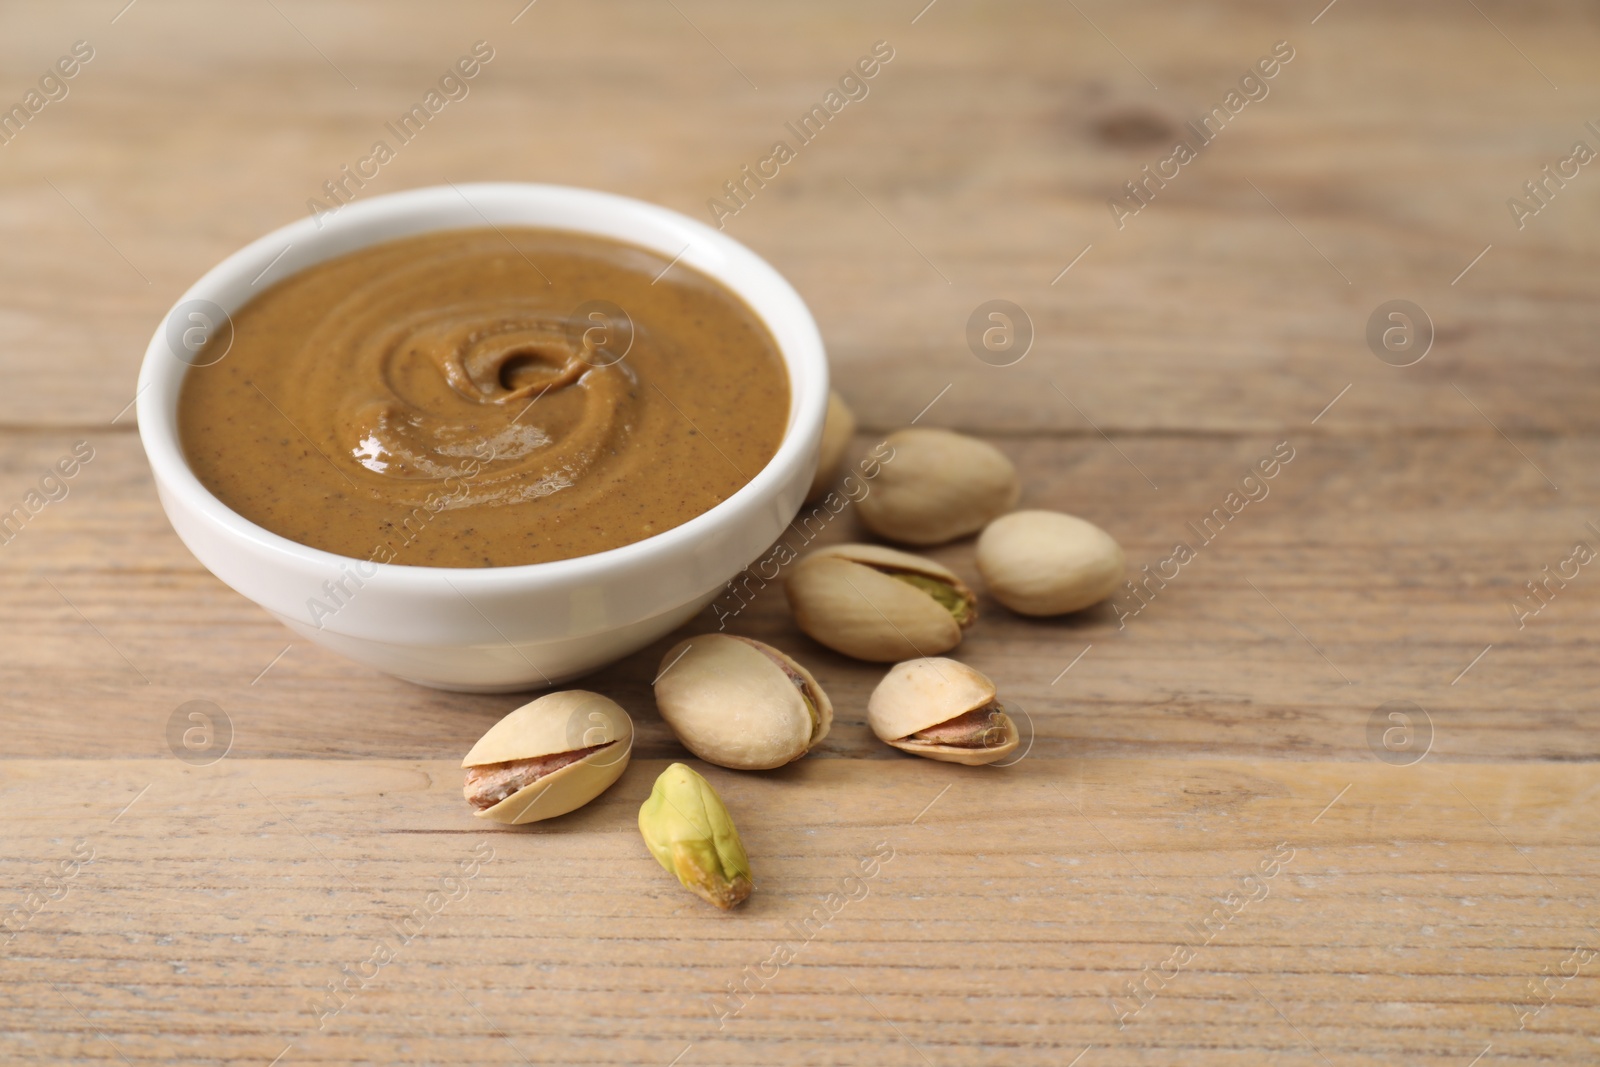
[784,544,977,663]
[805,390,858,503]
[638,762,753,909]
[461,690,633,824]
[653,634,832,771]
[977,510,1125,615]
[867,657,1019,766]
[856,428,1020,545]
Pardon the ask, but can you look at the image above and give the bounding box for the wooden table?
[3,1,1597,1063]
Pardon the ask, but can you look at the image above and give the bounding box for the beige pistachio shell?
[868,657,995,739]
[890,711,1020,766]
[785,544,975,663]
[653,635,832,770]
[462,691,633,824]
[805,390,857,503]
[977,510,1125,615]
[867,657,1019,766]
[856,428,1020,545]
[803,542,966,583]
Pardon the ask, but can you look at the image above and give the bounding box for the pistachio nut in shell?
[461,690,633,824]
[805,390,858,502]
[638,762,753,909]
[653,634,832,771]
[856,428,1020,545]
[867,657,1019,765]
[977,510,1125,615]
[784,543,977,662]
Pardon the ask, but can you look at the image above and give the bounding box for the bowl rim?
[136,181,827,592]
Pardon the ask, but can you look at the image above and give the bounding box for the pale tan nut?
[784,543,976,663]
[653,634,832,771]
[855,428,1020,545]
[461,691,633,824]
[805,390,857,503]
[867,657,1019,766]
[976,509,1125,616]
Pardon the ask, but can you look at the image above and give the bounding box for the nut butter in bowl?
[137,184,829,691]
[178,227,789,568]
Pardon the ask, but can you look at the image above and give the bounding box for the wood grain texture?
[3,759,1597,1065]
[3,430,1595,765]
[2,0,1599,1063]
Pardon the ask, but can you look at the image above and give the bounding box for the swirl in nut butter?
[178,228,789,567]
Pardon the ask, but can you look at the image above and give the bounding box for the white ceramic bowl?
[138,183,827,692]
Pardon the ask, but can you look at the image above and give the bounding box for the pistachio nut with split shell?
[867,657,1019,765]
[805,390,858,502]
[784,543,977,662]
[855,427,1020,545]
[653,634,832,770]
[461,690,633,824]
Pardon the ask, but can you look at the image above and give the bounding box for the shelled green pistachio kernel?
[638,763,753,910]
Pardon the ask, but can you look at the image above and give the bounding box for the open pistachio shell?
[461,690,633,824]
[805,543,968,584]
[867,657,1019,766]
[785,544,976,663]
[654,634,831,770]
[805,390,858,503]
